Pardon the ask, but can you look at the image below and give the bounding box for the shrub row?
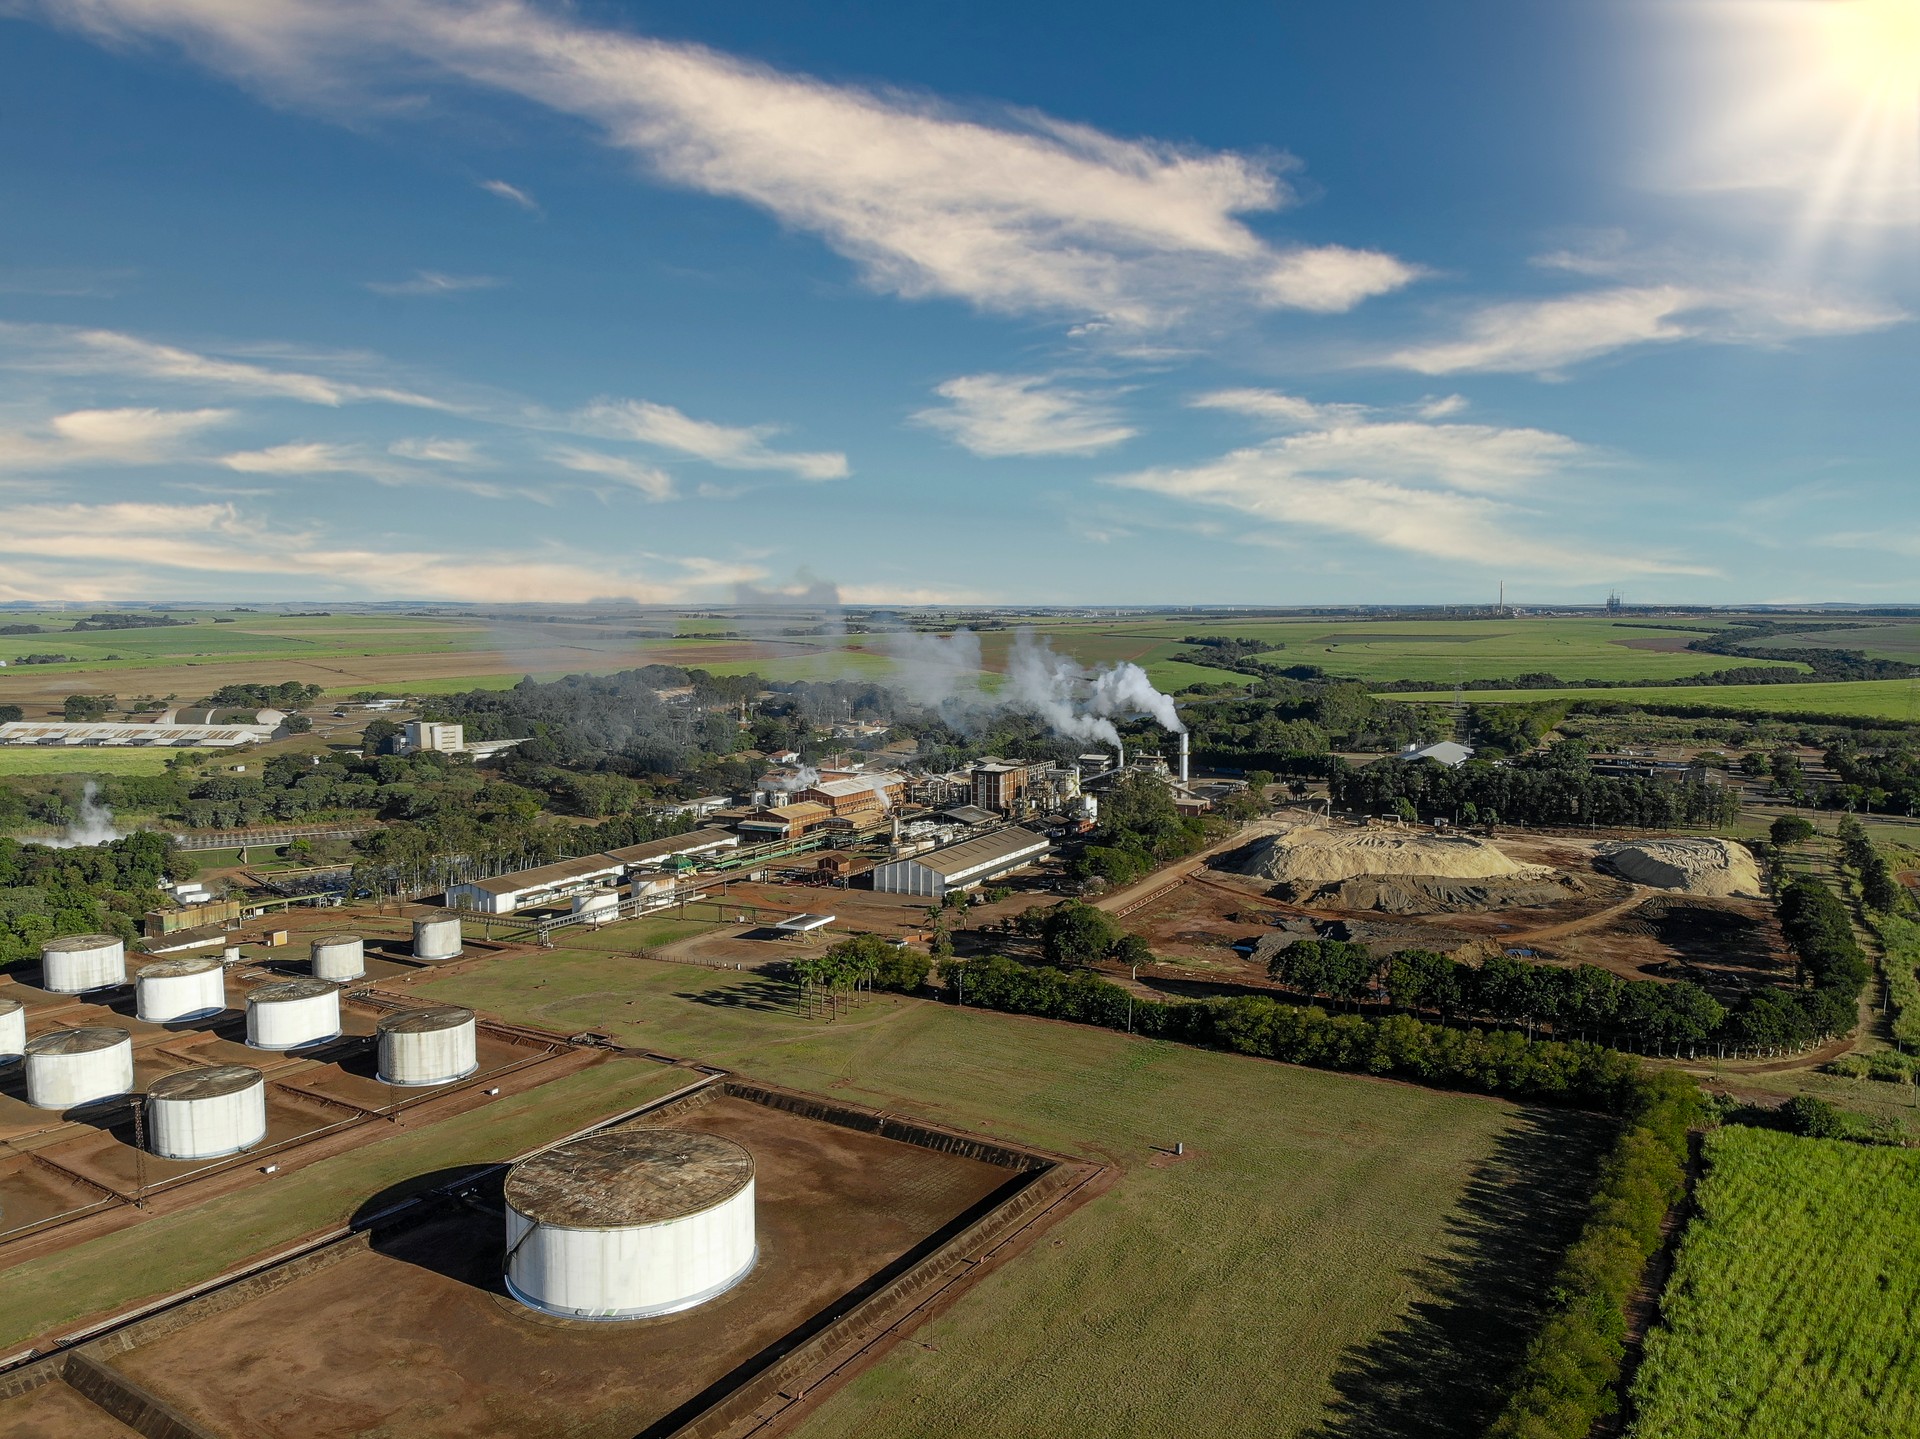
[1482,1069,1701,1439]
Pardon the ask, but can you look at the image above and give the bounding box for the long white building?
[870,827,1051,900]
[443,827,739,915]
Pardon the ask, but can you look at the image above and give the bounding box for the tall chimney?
[1178,731,1190,785]
[1116,739,1125,772]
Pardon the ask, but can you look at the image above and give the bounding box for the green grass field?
[0,748,186,776]
[0,1060,691,1352]
[1778,622,1920,663]
[1628,1125,1920,1438]
[412,945,1605,1438]
[1395,677,1920,720]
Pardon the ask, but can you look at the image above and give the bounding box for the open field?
[1628,1125,1920,1438]
[411,943,1608,1439]
[0,748,183,776]
[1780,621,1920,662]
[1398,677,1920,719]
[0,1057,690,1352]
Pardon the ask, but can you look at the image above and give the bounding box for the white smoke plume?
[770,765,820,793]
[999,630,1186,748]
[879,626,984,709]
[44,781,126,849]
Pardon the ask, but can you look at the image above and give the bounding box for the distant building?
[871,827,1051,900]
[969,759,1049,814]
[405,720,465,754]
[1397,741,1476,768]
[735,801,835,842]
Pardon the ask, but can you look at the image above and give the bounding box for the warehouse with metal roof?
[444,827,741,914]
[870,827,1051,899]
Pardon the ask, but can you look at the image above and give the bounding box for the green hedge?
[1482,1069,1700,1438]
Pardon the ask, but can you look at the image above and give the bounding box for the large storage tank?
[41,934,127,994]
[310,934,366,982]
[246,978,341,1051]
[503,1130,757,1321]
[136,955,227,1024]
[0,997,25,1064]
[25,1027,135,1109]
[412,913,463,961]
[376,1005,478,1086]
[572,891,620,925]
[146,1065,268,1160]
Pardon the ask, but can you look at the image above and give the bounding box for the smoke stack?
[1116,739,1125,772]
[1178,731,1189,785]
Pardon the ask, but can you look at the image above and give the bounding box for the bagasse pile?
[1232,824,1551,887]
[1599,838,1762,898]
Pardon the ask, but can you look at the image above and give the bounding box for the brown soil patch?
[107,1094,1021,1439]
[0,1377,143,1435]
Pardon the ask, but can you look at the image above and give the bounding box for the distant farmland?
[1397,677,1920,720]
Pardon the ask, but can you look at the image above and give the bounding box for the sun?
[1823,0,1920,97]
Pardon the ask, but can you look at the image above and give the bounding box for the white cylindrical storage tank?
[310,934,366,981]
[245,977,341,1051]
[504,1130,756,1321]
[412,913,462,961]
[0,997,25,1064]
[572,891,620,925]
[41,934,127,994]
[377,1004,477,1086]
[136,955,227,1024]
[25,1027,134,1110]
[146,1065,267,1160]
[222,945,243,966]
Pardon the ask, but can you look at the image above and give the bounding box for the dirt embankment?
[1225,822,1581,913]
[1598,838,1762,898]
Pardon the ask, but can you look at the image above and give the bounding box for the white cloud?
[0,406,231,471]
[549,446,677,501]
[914,374,1137,457]
[219,440,549,502]
[363,270,501,296]
[1110,392,1705,578]
[38,0,1418,327]
[388,436,484,464]
[219,441,364,475]
[479,178,538,211]
[0,499,754,602]
[579,398,847,480]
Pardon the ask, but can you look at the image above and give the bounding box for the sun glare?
[1823,0,1920,96]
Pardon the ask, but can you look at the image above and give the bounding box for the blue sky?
[2,0,1917,607]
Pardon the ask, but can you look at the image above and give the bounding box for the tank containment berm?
[136,954,228,1023]
[503,1129,757,1321]
[246,977,342,1051]
[310,933,366,981]
[40,934,127,994]
[25,1027,134,1110]
[412,913,462,961]
[146,1064,268,1160]
[0,997,24,1064]
[377,1005,478,1086]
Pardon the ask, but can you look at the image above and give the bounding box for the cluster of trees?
[791,933,930,1010]
[1264,942,1728,1053]
[61,694,119,721]
[70,612,185,630]
[1007,900,1154,969]
[204,682,323,710]
[1072,772,1216,888]
[1329,741,1742,829]
[1178,679,1448,772]
[943,953,1647,1109]
[1837,814,1900,911]
[1485,1069,1700,1439]
[0,830,178,968]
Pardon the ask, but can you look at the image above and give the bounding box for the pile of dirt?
[1300,871,1602,916]
[1598,838,1762,898]
[1229,823,1551,889]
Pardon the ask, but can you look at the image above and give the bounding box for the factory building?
[870,827,1051,899]
[735,801,834,842]
[605,827,739,871]
[404,721,466,754]
[801,773,905,826]
[443,828,739,914]
[0,720,280,749]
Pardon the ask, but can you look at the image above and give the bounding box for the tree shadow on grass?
[675,977,798,1015]
[1303,1105,1613,1439]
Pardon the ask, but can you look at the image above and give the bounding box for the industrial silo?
[135,955,228,1024]
[0,996,25,1064]
[41,934,126,994]
[412,913,463,961]
[24,1027,135,1109]
[310,934,366,981]
[503,1129,757,1321]
[245,977,342,1050]
[376,1005,478,1086]
[146,1065,268,1160]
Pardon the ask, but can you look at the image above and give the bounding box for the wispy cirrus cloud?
[218,439,551,502]
[0,499,758,602]
[34,0,1419,329]
[549,446,677,501]
[578,399,847,480]
[478,177,538,211]
[0,406,232,471]
[1104,388,1704,578]
[363,270,501,297]
[913,373,1136,457]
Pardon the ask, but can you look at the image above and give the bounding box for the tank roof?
[377,1004,473,1035]
[0,996,22,1017]
[27,1026,129,1056]
[415,911,462,924]
[312,933,364,948]
[149,1064,260,1101]
[138,955,223,978]
[505,1129,753,1228]
[43,934,123,952]
[248,977,337,1003]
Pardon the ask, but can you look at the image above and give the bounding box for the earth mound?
[1300,872,1603,916]
[1598,837,1762,898]
[1229,824,1550,889]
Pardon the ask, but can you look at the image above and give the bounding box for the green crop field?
[1396,677,1920,720]
[0,1061,691,1351]
[0,747,186,776]
[412,945,1607,1439]
[1777,622,1920,663]
[1629,1125,1920,1439]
